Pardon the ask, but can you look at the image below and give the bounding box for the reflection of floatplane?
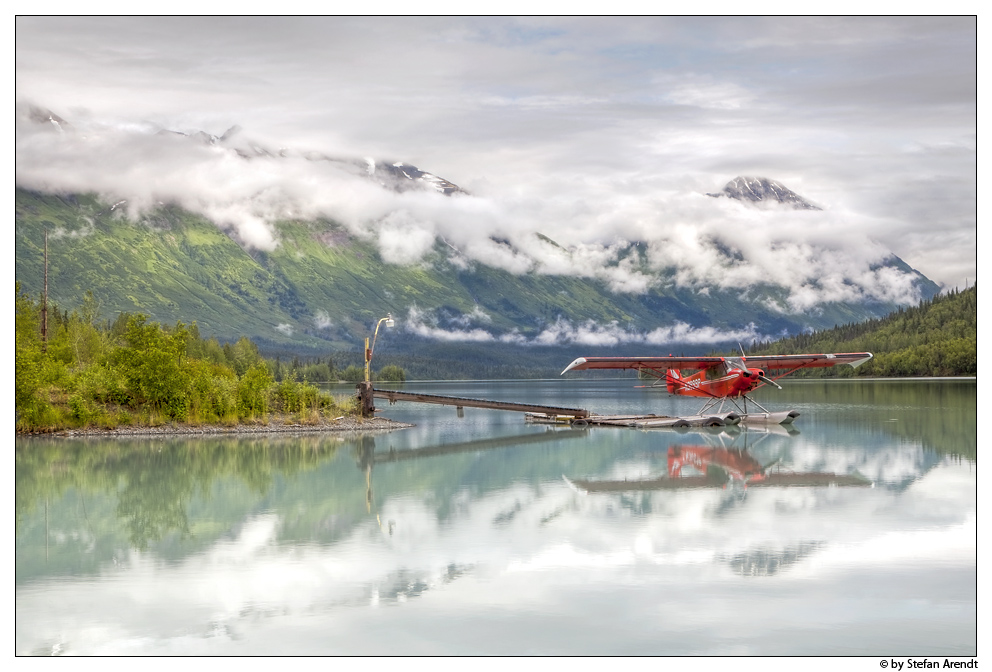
[566,443,873,493]
[560,351,873,425]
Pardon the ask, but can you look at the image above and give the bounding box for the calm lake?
[15,379,976,656]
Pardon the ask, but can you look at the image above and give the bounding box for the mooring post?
[357,381,375,418]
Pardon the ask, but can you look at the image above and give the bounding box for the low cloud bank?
[402,306,762,347]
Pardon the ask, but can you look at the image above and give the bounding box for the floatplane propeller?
[739,343,782,390]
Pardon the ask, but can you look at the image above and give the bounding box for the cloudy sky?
[15,16,976,292]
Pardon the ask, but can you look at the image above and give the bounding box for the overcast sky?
[15,16,976,293]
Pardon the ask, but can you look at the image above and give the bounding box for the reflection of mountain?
[724,542,823,577]
[358,429,587,516]
[367,564,473,606]
[15,435,345,578]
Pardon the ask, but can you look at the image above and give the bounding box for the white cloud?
[313,310,333,330]
[401,307,764,347]
[448,306,493,327]
[665,80,755,110]
[402,305,496,343]
[644,322,759,345]
[375,210,438,265]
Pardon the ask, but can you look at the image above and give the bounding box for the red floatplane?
[561,350,873,424]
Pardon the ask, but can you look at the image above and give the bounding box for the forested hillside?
[750,286,976,377]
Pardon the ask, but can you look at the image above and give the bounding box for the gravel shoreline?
[22,414,415,438]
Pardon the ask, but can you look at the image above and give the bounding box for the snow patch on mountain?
[709,176,821,210]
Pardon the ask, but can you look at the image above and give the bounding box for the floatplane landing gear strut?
[697,394,771,417]
[696,395,798,425]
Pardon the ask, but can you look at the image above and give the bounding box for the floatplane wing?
[561,356,725,374]
[735,353,873,371]
[560,352,872,375]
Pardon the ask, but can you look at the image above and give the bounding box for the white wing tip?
[561,357,587,375]
[849,353,873,368]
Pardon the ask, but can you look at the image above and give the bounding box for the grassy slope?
[16,191,303,343]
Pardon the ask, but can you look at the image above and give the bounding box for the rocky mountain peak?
[709,176,821,210]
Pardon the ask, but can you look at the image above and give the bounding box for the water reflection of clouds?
[787,436,936,487]
[16,456,974,655]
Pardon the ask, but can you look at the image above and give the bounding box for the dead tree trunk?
[356,381,375,418]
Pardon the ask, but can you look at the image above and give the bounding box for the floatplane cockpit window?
[724,357,748,373]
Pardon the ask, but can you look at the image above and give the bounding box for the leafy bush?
[68,393,94,423]
[110,316,191,414]
[376,364,406,382]
[184,358,236,424]
[339,364,365,383]
[237,363,272,420]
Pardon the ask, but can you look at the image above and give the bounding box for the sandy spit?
[25,414,414,438]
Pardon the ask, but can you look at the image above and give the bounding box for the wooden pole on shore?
[42,227,48,352]
[357,381,375,418]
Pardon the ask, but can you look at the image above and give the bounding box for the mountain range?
[14,106,941,364]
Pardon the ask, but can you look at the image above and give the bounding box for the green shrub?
[15,345,41,412]
[68,393,91,423]
[376,365,406,382]
[185,359,238,424]
[17,399,67,432]
[38,357,71,388]
[237,363,272,420]
[339,365,365,383]
[73,363,131,406]
[274,377,324,414]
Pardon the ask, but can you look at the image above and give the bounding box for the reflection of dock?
[566,474,725,492]
[373,429,588,464]
[568,472,871,492]
[358,428,586,518]
[746,473,871,487]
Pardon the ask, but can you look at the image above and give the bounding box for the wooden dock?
[367,385,743,428]
[526,411,742,428]
[372,387,590,418]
